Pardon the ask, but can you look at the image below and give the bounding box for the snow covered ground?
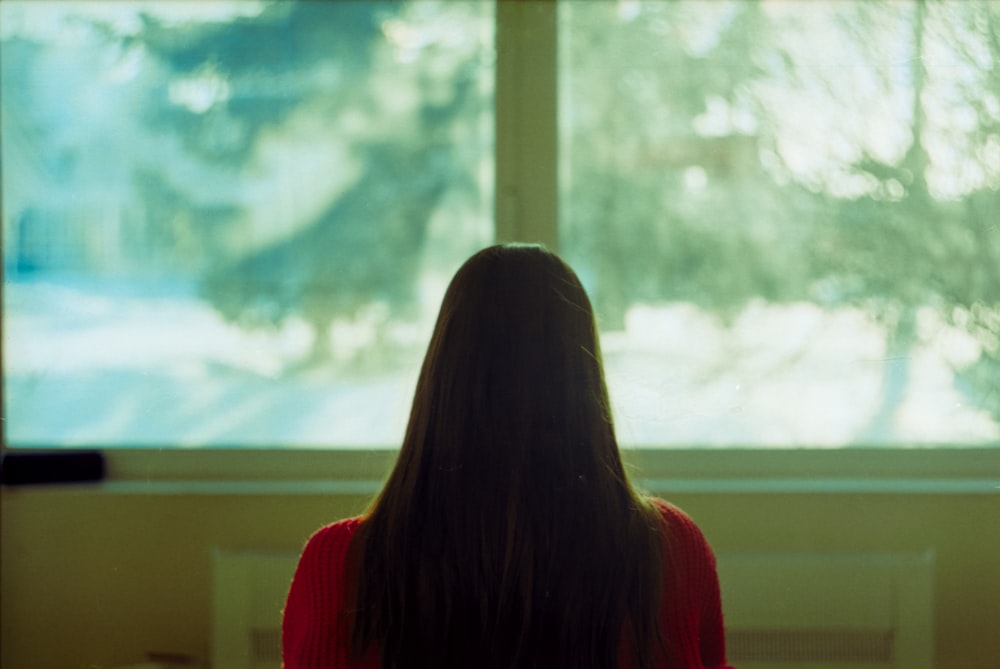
[4,279,998,448]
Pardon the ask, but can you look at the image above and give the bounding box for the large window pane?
[2,1,494,447]
[561,0,999,447]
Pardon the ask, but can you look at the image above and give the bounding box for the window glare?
[2,0,494,447]
[560,0,1000,447]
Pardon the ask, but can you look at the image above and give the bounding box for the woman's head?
[402,243,617,492]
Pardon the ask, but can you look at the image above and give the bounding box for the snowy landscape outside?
[5,276,997,447]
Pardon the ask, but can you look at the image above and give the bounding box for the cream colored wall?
[2,486,999,669]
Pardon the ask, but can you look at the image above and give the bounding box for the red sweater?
[283,499,733,668]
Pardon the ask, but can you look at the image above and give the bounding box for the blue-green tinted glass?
[2,1,494,447]
[560,0,999,447]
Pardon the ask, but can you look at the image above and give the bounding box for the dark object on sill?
[1,450,106,486]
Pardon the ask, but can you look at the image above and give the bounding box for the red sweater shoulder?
[301,517,363,561]
[648,498,733,669]
[283,517,373,669]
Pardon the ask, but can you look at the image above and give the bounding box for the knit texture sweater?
[283,499,733,668]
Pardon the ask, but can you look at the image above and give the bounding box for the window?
[3,0,997,452]
[561,0,999,447]
[2,0,494,447]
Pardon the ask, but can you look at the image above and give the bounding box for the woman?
[283,244,732,669]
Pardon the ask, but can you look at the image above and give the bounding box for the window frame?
[3,1,998,490]
[87,446,1000,494]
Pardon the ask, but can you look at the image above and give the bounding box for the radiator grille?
[728,629,895,663]
[251,628,282,665]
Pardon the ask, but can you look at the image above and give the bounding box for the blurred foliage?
[562,0,999,427]
[134,2,388,165]
[135,1,492,361]
[4,2,492,363]
[1,0,491,364]
[562,1,812,326]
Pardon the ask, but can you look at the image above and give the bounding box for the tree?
[117,1,491,365]
[562,0,816,328]
[562,0,999,439]
[799,1,1000,431]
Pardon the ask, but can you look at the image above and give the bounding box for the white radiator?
[717,551,935,669]
[212,550,935,669]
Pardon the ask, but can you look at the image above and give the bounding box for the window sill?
[3,446,997,495]
[39,476,997,496]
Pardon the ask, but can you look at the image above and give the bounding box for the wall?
[2,482,999,668]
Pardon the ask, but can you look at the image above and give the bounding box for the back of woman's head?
[350,244,666,668]
[406,243,616,496]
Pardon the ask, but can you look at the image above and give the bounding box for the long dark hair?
[347,244,667,668]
